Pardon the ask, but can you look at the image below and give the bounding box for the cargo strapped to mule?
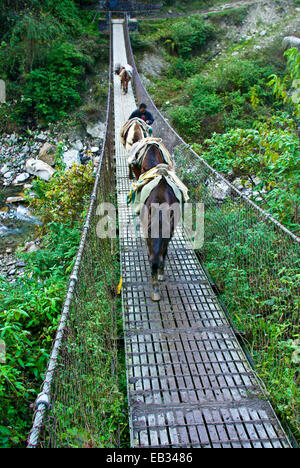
[128,137,174,168]
[127,164,189,214]
[119,118,150,146]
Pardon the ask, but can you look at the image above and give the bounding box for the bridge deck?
[112,20,290,448]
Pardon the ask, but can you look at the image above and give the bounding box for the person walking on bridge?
[129,103,154,135]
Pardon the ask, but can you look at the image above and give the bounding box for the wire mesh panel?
[27,23,120,448]
[124,17,299,444]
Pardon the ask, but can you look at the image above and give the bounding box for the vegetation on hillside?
[0,0,107,131]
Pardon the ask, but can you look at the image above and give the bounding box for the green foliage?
[168,17,215,57]
[0,0,103,128]
[15,41,89,122]
[166,58,275,140]
[0,155,94,447]
[202,113,300,230]
[0,222,80,447]
[268,48,300,118]
[27,162,95,231]
[135,16,214,58]
[167,56,204,79]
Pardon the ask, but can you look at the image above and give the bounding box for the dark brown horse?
[131,143,164,180]
[138,148,180,301]
[120,68,131,94]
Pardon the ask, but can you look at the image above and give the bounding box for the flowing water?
[0,183,39,253]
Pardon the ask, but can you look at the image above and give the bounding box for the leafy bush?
[135,16,214,58]
[168,56,204,79]
[27,162,95,231]
[202,113,300,230]
[269,48,300,118]
[0,0,103,128]
[0,222,80,447]
[167,58,278,140]
[169,16,215,57]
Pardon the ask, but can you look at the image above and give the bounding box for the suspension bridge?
[27,16,299,449]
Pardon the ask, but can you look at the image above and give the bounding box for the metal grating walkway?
[112,20,291,448]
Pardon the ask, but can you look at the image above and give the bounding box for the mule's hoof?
[151,291,161,302]
[158,274,165,282]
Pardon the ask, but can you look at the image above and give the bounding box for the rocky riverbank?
[0,121,105,280]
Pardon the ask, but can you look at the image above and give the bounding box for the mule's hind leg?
[149,243,163,301]
[151,275,161,302]
[158,244,168,281]
[158,269,165,282]
[128,165,134,180]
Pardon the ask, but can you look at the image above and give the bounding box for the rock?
[6,196,25,204]
[140,52,167,78]
[283,36,300,51]
[207,178,231,201]
[63,149,80,170]
[260,30,267,37]
[86,122,105,139]
[8,269,16,276]
[233,178,245,191]
[12,173,30,185]
[25,158,56,181]
[36,132,48,142]
[0,164,10,175]
[3,171,14,179]
[10,134,18,144]
[72,140,84,151]
[38,142,56,167]
[26,242,40,254]
[91,146,100,153]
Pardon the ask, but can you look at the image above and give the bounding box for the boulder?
[6,196,25,204]
[72,140,84,151]
[91,146,100,153]
[283,36,300,51]
[63,149,80,170]
[36,132,48,142]
[0,164,10,175]
[207,178,231,201]
[3,171,14,179]
[25,158,56,181]
[12,173,30,185]
[38,142,56,167]
[25,241,40,254]
[86,121,105,139]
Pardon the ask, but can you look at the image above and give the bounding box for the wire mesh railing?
[124,16,300,441]
[27,21,121,448]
